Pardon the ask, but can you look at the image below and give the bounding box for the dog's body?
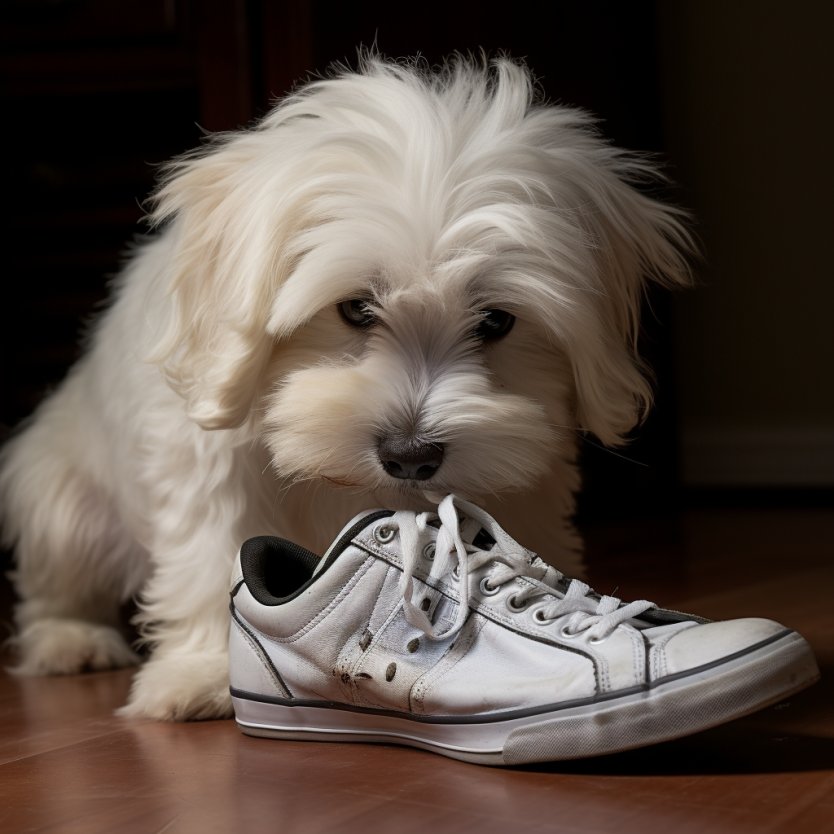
[0,56,691,720]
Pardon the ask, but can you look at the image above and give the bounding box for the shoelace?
[389,494,655,643]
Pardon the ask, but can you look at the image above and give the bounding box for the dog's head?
[149,56,692,504]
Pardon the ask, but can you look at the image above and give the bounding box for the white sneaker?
[228,495,819,765]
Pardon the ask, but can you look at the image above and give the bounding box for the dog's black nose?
[378,436,444,481]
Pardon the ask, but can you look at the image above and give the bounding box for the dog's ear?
[146,131,294,430]
[565,156,694,447]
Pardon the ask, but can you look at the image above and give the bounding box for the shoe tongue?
[312,508,393,577]
[469,524,496,550]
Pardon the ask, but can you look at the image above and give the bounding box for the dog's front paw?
[10,618,140,675]
[119,651,232,721]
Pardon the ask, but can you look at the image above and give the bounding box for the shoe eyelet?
[479,576,500,596]
[588,634,609,645]
[374,524,397,544]
[452,564,460,580]
[559,625,579,639]
[533,609,554,625]
[422,543,436,561]
[506,595,530,612]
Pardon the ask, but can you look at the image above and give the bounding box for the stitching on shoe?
[350,576,420,709]
[630,626,644,688]
[366,565,404,637]
[231,611,293,698]
[642,631,652,684]
[650,623,695,679]
[630,627,645,687]
[410,614,486,714]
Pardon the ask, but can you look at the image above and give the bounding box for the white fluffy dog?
[0,55,691,720]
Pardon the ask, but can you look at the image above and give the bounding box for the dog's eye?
[475,309,515,341]
[338,299,376,328]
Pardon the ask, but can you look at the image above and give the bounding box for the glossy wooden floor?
[1,503,832,834]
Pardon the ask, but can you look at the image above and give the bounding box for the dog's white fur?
[0,55,691,720]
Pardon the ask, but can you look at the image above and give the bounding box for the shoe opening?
[239,536,320,605]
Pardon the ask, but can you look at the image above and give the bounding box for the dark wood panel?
[1,2,218,431]
[0,0,184,46]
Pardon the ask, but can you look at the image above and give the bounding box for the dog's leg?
[1,401,146,675]
[117,438,261,722]
[119,523,238,721]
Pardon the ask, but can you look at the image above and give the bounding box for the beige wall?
[657,1,834,486]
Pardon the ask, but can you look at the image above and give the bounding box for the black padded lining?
[238,509,393,607]
[471,528,496,550]
[239,536,320,605]
[638,606,710,626]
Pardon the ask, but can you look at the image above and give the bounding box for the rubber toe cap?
[660,618,789,676]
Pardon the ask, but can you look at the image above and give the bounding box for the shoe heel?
[229,611,292,699]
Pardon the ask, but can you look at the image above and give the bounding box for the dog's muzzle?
[378,435,444,482]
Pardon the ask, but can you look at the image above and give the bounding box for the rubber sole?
[232,630,819,766]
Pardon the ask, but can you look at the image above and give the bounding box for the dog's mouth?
[320,471,444,498]
[321,474,363,489]
[322,474,439,489]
